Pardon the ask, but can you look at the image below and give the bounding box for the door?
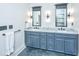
[40,32,46,49]
[47,33,55,51]
[55,37,64,53]
[64,38,77,55]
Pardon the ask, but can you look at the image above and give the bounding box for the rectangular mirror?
[55,4,67,27]
[32,6,41,26]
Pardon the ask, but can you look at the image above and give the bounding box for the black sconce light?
[30,15,32,19]
[67,12,70,17]
[67,12,74,26]
[47,14,50,19]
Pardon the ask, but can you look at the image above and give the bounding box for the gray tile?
[18,47,71,56]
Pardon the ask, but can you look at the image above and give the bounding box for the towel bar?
[14,29,21,33]
[2,30,21,36]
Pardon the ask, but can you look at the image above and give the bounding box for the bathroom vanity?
[25,29,78,56]
[24,4,79,56]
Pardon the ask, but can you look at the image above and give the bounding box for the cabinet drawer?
[30,31,39,35]
[25,31,31,35]
[46,33,54,37]
[40,32,46,35]
[55,33,78,39]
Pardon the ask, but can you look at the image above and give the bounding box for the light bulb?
[45,10,51,16]
[68,16,74,23]
[70,16,74,22]
[27,11,32,17]
[46,18,50,23]
[68,8,74,15]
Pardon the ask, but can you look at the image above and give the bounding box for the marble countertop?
[25,28,78,34]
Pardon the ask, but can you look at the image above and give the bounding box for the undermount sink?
[55,29,78,34]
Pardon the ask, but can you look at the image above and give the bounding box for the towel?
[5,31,14,55]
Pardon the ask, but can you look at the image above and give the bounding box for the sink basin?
[55,29,78,34]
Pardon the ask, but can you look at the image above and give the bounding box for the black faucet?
[58,27,65,31]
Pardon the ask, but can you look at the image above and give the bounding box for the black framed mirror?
[32,6,41,26]
[55,3,67,27]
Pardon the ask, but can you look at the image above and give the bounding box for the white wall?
[25,3,56,28]
[71,3,79,30]
[0,3,28,55]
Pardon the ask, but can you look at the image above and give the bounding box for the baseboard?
[11,45,26,56]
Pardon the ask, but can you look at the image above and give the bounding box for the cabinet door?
[55,37,64,53]
[30,36,40,48]
[64,38,78,55]
[40,33,46,49]
[25,32,31,47]
[47,33,55,51]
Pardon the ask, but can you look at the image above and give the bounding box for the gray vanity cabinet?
[55,36,64,53]
[30,32,40,48]
[25,31,31,47]
[64,38,77,55]
[55,33,78,55]
[64,34,78,55]
[40,32,47,49]
[25,31,40,48]
[47,33,55,50]
[25,31,78,55]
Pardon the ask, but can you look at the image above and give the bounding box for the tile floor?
[18,47,72,56]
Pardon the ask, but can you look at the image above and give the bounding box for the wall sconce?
[67,8,74,26]
[47,14,50,19]
[46,11,50,19]
[67,8,74,17]
[30,15,32,19]
[70,16,74,26]
[27,11,32,23]
[27,11,32,19]
[45,10,51,22]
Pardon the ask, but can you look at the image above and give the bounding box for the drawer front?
[46,33,54,37]
[40,32,46,36]
[30,35,39,38]
[25,31,31,35]
[26,31,39,35]
[30,31,39,35]
[55,33,78,39]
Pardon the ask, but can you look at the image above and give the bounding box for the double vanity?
[25,28,78,56]
[24,3,79,56]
